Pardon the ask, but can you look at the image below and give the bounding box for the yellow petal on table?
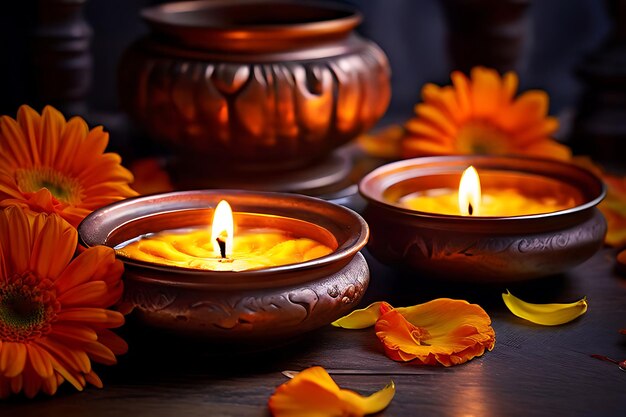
[268,366,394,417]
[502,290,588,326]
[331,302,383,329]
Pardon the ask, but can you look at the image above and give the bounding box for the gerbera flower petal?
[84,370,103,389]
[40,106,65,166]
[82,341,118,366]
[0,342,27,377]
[29,211,77,280]
[332,301,383,329]
[96,329,129,355]
[450,70,471,115]
[0,205,32,273]
[501,71,519,104]
[522,141,571,161]
[374,299,495,367]
[55,245,120,293]
[0,105,137,227]
[414,104,458,137]
[54,116,88,172]
[16,105,43,164]
[268,366,395,417]
[42,337,91,374]
[49,323,98,343]
[470,67,502,118]
[22,367,43,399]
[25,344,54,378]
[57,308,125,328]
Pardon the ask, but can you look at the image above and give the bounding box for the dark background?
[0,0,610,117]
[0,0,619,168]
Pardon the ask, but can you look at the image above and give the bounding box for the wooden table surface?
[1,239,625,416]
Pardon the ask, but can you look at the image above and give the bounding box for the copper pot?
[119,0,391,170]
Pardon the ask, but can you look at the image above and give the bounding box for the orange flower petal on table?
[0,105,137,228]
[400,66,568,161]
[0,206,126,398]
[268,366,395,417]
[374,300,495,366]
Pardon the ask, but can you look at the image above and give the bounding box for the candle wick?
[468,203,474,216]
[216,235,227,259]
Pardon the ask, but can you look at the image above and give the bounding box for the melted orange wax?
[400,188,576,216]
[116,227,335,271]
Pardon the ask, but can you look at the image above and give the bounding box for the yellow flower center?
[15,167,83,204]
[456,122,510,155]
[0,273,59,342]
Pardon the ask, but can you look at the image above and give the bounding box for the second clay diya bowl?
[78,190,369,343]
[360,155,607,282]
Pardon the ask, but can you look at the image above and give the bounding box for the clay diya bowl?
[359,156,607,282]
[78,190,369,343]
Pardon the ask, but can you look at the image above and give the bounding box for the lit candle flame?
[458,166,482,216]
[211,200,234,257]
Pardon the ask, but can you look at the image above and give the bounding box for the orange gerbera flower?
[333,299,495,366]
[0,105,137,228]
[268,366,395,417]
[402,67,571,161]
[0,206,126,398]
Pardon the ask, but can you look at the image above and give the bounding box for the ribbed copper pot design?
[119,0,391,170]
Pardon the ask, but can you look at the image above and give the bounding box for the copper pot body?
[360,156,607,282]
[78,190,369,342]
[118,0,391,170]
